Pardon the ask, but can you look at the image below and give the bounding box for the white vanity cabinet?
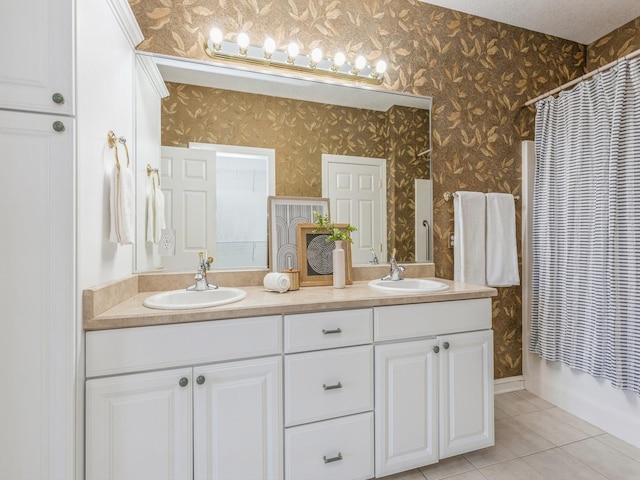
[283,309,375,480]
[85,316,283,480]
[374,299,494,477]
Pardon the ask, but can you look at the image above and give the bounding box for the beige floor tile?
[512,390,555,410]
[562,437,640,480]
[419,455,475,480]
[494,392,543,417]
[463,442,517,468]
[544,407,605,437]
[434,471,488,480]
[495,417,555,457]
[379,468,427,480]
[595,434,640,463]
[513,409,591,446]
[522,447,607,479]
[479,458,546,480]
[494,405,510,420]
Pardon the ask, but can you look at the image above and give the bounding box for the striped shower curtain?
[530,57,640,394]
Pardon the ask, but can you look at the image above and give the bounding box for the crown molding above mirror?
[137,52,432,112]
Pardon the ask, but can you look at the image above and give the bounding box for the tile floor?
[388,389,640,480]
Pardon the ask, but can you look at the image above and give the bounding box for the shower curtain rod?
[524,47,640,107]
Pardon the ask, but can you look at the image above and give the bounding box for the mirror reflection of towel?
[109,164,135,245]
[146,186,166,244]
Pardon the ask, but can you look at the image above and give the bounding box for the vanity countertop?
[84,278,496,331]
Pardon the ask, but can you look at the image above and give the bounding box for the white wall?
[76,0,136,292]
[521,140,640,449]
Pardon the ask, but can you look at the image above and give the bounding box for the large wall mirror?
[134,53,432,273]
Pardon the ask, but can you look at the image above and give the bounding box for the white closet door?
[160,146,217,270]
[0,111,75,479]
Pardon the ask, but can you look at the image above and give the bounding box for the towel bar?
[443,191,520,201]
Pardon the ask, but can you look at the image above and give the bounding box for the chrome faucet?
[381,248,406,281]
[368,247,379,265]
[187,251,218,291]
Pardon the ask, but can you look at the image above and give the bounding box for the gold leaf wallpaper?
[587,17,640,70]
[130,0,597,379]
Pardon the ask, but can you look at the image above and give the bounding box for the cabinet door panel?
[375,339,439,477]
[86,368,193,480]
[194,357,282,480]
[439,330,494,458]
[0,0,73,114]
[0,111,74,479]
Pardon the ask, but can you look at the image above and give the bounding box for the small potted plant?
[313,212,357,288]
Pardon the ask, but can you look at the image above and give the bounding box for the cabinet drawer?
[285,345,373,426]
[86,315,282,377]
[284,309,372,353]
[374,299,491,341]
[285,412,374,480]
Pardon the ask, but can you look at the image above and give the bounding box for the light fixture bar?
[204,34,386,85]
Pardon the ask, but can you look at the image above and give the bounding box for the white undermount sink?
[368,278,449,293]
[143,287,247,310]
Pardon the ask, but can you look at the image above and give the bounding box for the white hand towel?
[146,186,166,243]
[486,193,520,287]
[454,191,486,285]
[109,164,135,245]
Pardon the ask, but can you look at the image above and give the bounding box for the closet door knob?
[442,342,450,350]
[179,377,189,387]
[196,375,206,385]
[433,345,440,354]
[52,92,65,104]
[52,121,65,132]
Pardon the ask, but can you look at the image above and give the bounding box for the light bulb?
[351,55,367,74]
[375,59,387,75]
[287,42,299,63]
[237,32,250,53]
[209,27,223,50]
[311,48,323,64]
[264,37,276,59]
[332,51,346,71]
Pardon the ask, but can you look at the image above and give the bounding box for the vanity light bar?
[204,29,387,85]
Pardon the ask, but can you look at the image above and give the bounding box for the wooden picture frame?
[296,223,353,287]
[267,196,330,272]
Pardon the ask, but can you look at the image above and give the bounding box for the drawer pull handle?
[323,452,343,464]
[323,382,343,391]
[322,328,342,335]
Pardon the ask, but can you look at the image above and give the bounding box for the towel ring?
[146,164,161,188]
[108,130,130,171]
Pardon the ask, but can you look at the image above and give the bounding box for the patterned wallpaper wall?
[587,17,640,69]
[130,0,588,379]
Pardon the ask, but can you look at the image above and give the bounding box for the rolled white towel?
[263,272,291,293]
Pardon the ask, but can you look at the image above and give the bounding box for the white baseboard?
[494,375,525,394]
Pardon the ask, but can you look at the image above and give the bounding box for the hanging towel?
[146,182,166,243]
[109,164,135,245]
[486,193,520,287]
[454,191,486,285]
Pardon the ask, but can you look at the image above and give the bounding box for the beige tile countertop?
[84,267,496,331]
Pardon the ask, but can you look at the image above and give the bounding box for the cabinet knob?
[433,345,440,354]
[443,341,450,350]
[196,375,206,385]
[323,382,343,391]
[323,452,343,464]
[52,92,65,104]
[52,121,65,132]
[179,377,189,387]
